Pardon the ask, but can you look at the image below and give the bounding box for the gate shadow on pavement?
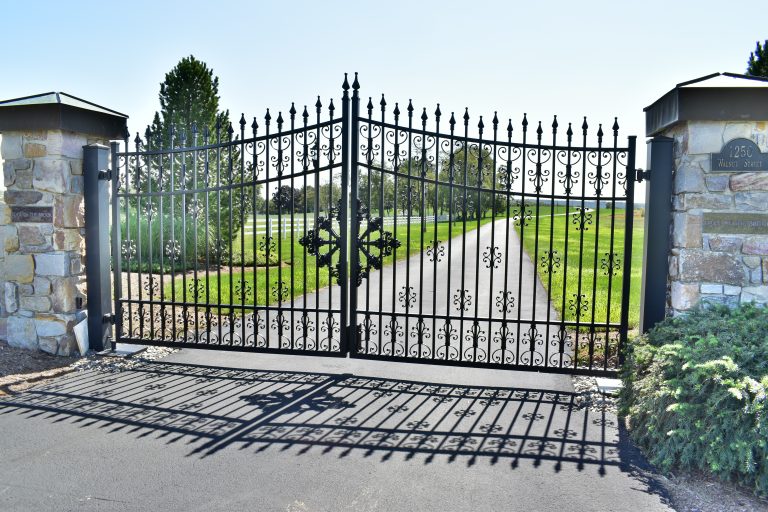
[0,360,653,477]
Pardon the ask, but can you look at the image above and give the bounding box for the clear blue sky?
[1,0,766,176]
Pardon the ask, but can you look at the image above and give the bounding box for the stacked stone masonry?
[0,130,105,355]
[668,121,768,314]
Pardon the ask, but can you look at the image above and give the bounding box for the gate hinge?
[98,170,113,181]
[635,168,651,183]
[103,313,115,325]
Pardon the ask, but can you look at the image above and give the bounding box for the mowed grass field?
[167,216,494,312]
[163,206,644,329]
[517,205,644,330]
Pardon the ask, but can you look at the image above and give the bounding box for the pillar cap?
[0,92,128,140]
[644,72,768,137]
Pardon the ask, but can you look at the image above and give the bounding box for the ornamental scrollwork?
[353,201,401,287]
[299,208,342,285]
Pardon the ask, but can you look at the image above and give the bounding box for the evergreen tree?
[144,55,255,261]
[746,40,768,77]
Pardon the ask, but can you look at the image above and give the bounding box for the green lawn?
[162,205,645,330]
[517,204,644,330]
[166,216,494,312]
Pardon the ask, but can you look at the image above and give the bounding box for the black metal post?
[339,75,351,353]
[83,144,113,351]
[348,73,360,353]
[619,135,637,364]
[640,136,674,333]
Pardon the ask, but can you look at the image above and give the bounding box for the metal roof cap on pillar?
[0,92,128,139]
[644,72,768,137]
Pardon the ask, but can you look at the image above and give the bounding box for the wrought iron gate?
[111,74,637,376]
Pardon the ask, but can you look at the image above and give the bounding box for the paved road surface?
[0,350,673,511]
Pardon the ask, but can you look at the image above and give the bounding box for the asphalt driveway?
[0,349,672,511]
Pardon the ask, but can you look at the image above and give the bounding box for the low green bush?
[619,303,768,495]
[118,210,214,273]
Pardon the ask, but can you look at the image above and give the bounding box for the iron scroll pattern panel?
[112,98,347,355]
[350,91,636,376]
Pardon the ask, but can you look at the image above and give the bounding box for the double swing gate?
[112,74,637,377]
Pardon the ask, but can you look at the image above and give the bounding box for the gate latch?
[635,168,651,183]
[98,170,113,181]
[102,313,115,325]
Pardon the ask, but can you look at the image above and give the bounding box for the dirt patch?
[0,340,176,397]
[662,471,768,512]
[573,376,768,512]
[0,341,78,395]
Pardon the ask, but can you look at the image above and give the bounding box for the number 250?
[730,145,753,158]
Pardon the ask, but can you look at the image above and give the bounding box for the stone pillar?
[644,73,768,316]
[0,93,127,355]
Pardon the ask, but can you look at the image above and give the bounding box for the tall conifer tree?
[747,40,768,77]
[146,56,253,258]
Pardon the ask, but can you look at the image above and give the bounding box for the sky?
[1,0,766,187]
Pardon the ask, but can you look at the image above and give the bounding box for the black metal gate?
[111,74,637,376]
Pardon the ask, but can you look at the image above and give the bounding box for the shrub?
[619,303,768,495]
[118,209,214,273]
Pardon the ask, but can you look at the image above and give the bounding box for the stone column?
[644,73,768,316]
[0,93,127,355]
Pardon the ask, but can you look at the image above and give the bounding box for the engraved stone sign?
[710,138,768,172]
[10,206,53,223]
[702,212,768,235]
